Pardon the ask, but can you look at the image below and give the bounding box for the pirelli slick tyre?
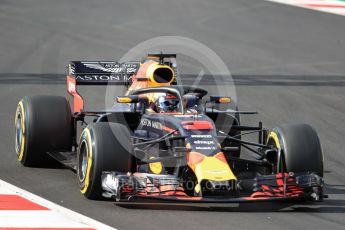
[267,123,323,176]
[77,122,133,200]
[14,95,73,167]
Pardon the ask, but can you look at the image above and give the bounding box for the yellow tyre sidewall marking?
[268,131,284,172]
[15,101,26,161]
[80,128,93,194]
[268,131,280,149]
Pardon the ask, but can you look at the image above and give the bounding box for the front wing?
[101,172,324,204]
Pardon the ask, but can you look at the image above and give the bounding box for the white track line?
[0,179,117,230]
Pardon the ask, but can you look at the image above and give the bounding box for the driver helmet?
[155,93,179,113]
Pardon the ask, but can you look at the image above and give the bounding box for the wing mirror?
[204,96,232,113]
[209,96,232,104]
[116,95,150,114]
[116,95,139,103]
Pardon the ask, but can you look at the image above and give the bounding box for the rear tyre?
[267,123,323,176]
[78,122,133,200]
[15,95,73,167]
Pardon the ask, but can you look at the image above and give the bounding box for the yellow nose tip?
[194,156,237,182]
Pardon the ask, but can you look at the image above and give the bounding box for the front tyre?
[78,122,133,200]
[267,123,323,176]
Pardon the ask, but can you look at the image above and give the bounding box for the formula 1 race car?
[15,53,325,205]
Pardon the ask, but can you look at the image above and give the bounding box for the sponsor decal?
[189,134,219,153]
[195,146,217,150]
[75,75,132,81]
[82,62,139,74]
[140,118,163,130]
[193,140,214,145]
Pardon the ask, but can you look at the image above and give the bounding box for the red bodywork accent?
[138,190,187,197]
[175,196,203,201]
[187,151,205,166]
[214,152,228,164]
[182,121,213,130]
[243,196,270,201]
[161,125,177,133]
[250,173,304,198]
[122,173,313,203]
[67,75,84,113]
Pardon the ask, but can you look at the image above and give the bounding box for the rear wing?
[68,61,140,85]
[67,61,140,113]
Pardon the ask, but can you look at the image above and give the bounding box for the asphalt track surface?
[1,0,345,229]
